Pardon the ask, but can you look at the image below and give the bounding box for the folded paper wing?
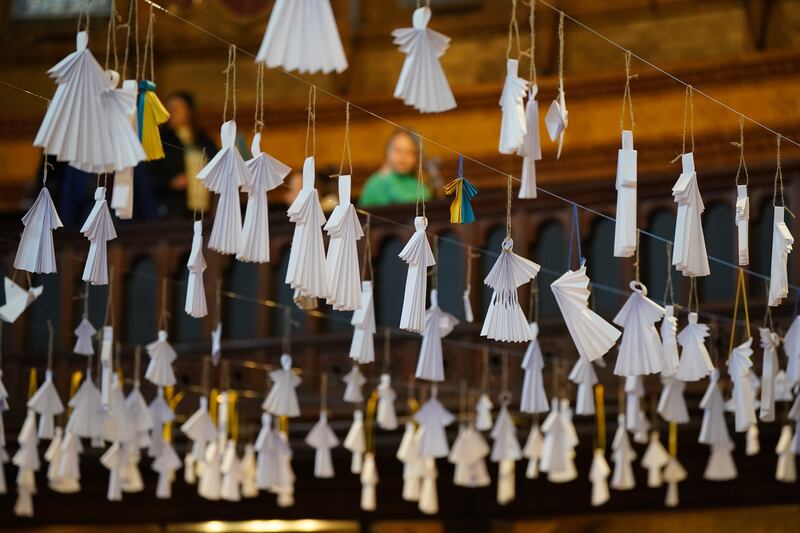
[672,153,710,277]
[399,217,436,333]
[498,59,529,154]
[324,176,364,311]
[613,282,665,376]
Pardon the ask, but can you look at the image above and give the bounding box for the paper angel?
[111,166,134,220]
[197,121,250,255]
[56,429,82,493]
[198,440,222,500]
[672,153,710,277]
[624,375,645,433]
[392,7,456,113]
[238,132,290,263]
[491,404,521,505]
[148,388,175,460]
[185,220,208,318]
[145,330,177,387]
[735,185,749,265]
[475,393,493,432]
[397,422,422,501]
[416,289,459,382]
[399,216,436,332]
[65,373,102,444]
[376,374,398,430]
[418,458,439,515]
[72,317,95,356]
[613,131,638,258]
[444,157,478,224]
[676,312,713,381]
[100,442,125,501]
[523,425,544,479]
[610,414,636,490]
[180,397,217,484]
[34,31,111,169]
[545,85,568,158]
[305,411,339,478]
[768,206,794,306]
[360,452,378,511]
[0,277,42,323]
[13,410,40,517]
[498,59,529,154]
[699,370,729,443]
[241,444,258,498]
[613,282,665,376]
[414,387,455,458]
[520,322,549,414]
[28,369,65,439]
[349,281,376,364]
[343,365,366,404]
[324,175,364,311]
[481,238,540,342]
[44,427,65,492]
[551,265,621,361]
[463,286,474,323]
[152,440,181,499]
[759,328,780,422]
[517,85,542,199]
[660,305,680,377]
[569,357,598,416]
[256,0,348,75]
[220,440,243,502]
[641,431,670,487]
[658,377,689,424]
[786,316,800,387]
[705,438,737,481]
[344,410,366,474]
[137,80,170,161]
[746,423,760,456]
[540,399,579,483]
[110,79,141,219]
[449,424,490,488]
[775,425,796,482]
[14,185,62,274]
[125,382,154,450]
[211,322,222,366]
[728,338,757,432]
[589,449,611,507]
[663,456,686,507]
[286,157,328,301]
[263,354,301,418]
[80,186,117,285]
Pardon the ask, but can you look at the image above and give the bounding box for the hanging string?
[46,319,54,371]
[620,50,636,132]
[319,373,328,414]
[382,328,391,374]
[557,10,565,95]
[338,102,353,177]
[415,135,426,218]
[681,85,695,155]
[222,44,237,123]
[506,0,521,59]
[282,307,292,354]
[120,0,135,80]
[140,4,156,82]
[361,213,374,281]
[633,230,641,283]
[431,235,439,290]
[732,117,748,186]
[104,0,119,73]
[772,135,793,217]
[254,62,265,133]
[76,0,90,33]
[594,383,606,450]
[304,86,317,158]
[527,0,536,84]
[527,277,539,323]
[668,422,678,456]
[727,268,752,357]
[505,174,513,239]
[158,278,170,331]
[664,243,676,306]
[687,277,699,313]
[566,204,583,270]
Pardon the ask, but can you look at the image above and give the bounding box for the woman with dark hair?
[358,129,432,207]
[148,92,217,218]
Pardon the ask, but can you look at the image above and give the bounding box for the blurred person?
[359,129,431,207]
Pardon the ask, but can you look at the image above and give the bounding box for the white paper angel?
[475,393,493,432]
[705,438,737,481]
[672,153,710,277]
[0,277,42,323]
[180,397,217,484]
[735,184,749,265]
[399,216,436,333]
[256,0,348,75]
[540,399,579,483]
[775,425,796,483]
[238,132,290,263]
[125,380,154,451]
[145,330,177,387]
[44,427,65,492]
[569,357,598,416]
[699,370,729,444]
[589,449,611,507]
[624,376,645,435]
[491,404,521,505]
[305,411,339,478]
[768,206,794,306]
[349,281,376,364]
[728,337,757,432]
[56,429,82,493]
[220,440,243,501]
[325,175,364,311]
[545,85,568,158]
[286,156,328,301]
[613,282,665,376]
[660,305,680,377]
[392,7,456,113]
[610,414,636,490]
[241,444,258,498]
[14,184,62,274]
[211,322,222,366]
[520,322,549,414]
[523,425,544,479]
[344,409,365,474]
[376,374,398,430]
[481,238,540,343]
[28,369,65,439]
[498,59,529,154]
[414,387,455,458]
[66,372,103,440]
[658,377,689,424]
[100,442,125,501]
[448,424,490,488]
[198,440,222,500]
[12,410,39,517]
[663,456,687,507]
[613,131,638,258]
[418,458,439,515]
[110,79,140,220]
[185,220,208,318]
[343,364,366,404]
[397,422,422,501]
[99,325,114,408]
[80,186,117,285]
[152,440,181,499]
[360,452,378,511]
[759,327,780,422]
[416,290,459,382]
[89,70,145,174]
[551,264,621,362]
[148,388,175,460]
[517,85,542,199]
[676,312,713,382]
[263,354,301,418]
[72,317,95,356]
[641,431,670,487]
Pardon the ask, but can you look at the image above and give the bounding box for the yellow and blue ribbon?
[137,80,170,161]
[444,154,478,224]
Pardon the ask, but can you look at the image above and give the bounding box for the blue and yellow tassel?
[137,80,170,161]
[444,154,478,224]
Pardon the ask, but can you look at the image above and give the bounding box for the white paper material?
[72,317,95,356]
[110,76,138,217]
[660,305,680,377]
[152,440,181,499]
[305,411,339,478]
[399,216,436,333]
[145,330,177,387]
[418,458,439,515]
[498,59,529,154]
[0,277,42,323]
[672,153,710,277]
[613,282,665,376]
[728,337,757,432]
[416,289,459,382]
[613,131,638,258]
[360,452,378,511]
[746,423,760,456]
[343,365,366,403]
[658,377,689,423]
[641,431,670,487]
[523,425,543,479]
[768,206,794,306]
[66,372,103,440]
[392,7,456,113]
[256,0,348,75]
[263,354,301,418]
[475,393,493,432]
[286,157,329,301]
[589,449,611,507]
[735,184,749,265]
[676,312,713,382]
[551,265,621,362]
[775,425,796,482]
[376,374,398,430]
[481,238,540,343]
[448,424,490,488]
[540,399,578,483]
[699,370,730,444]
[491,405,521,505]
[663,456,686,507]
[54,428,82,494]
[625,376,650,444]
[785,316,800,387]
[211,322,222,366]
[181,397,217,484]
[324,175,364,311]
[344,410,365,474]
[198,440,222,500]
[14,186,62,274]
[545,87,568,158]
[241,444,258,498]
[100,442,125,501]
[197,121,250,255]
[520,322,549,414]
[80,186,117,286]
[414,387,455,458]
[220,440,243,502]
[148,388,175,460]
[759,328,780,422]
[27,369,64,439]
[97,326,114,409]
[463,286,474,323]
[13,410,40,516]
[610,414,636,490]
[111,168,133,220]
[569,357,598,416]
[184,220,208,318]
[397,422,422,501]
[238,132,290,263]
[45,427,67,493]
[349,281,376,364]
[517,85,542,199]
[705,439,737,481]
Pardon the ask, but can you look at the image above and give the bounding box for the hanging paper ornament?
[397,422,422,501]
[545,14,568,158]
[448,424,490,488]
[663,455,687,507]
[305,411,339,479]
[263,354,301,418]
[736,185,749,265]
[148,387,175,460]
[517,85,542,199]
[490,404,521,505]
[185,220,208,318]
[705,438,737,481]
[745,424,760,456]
[523,425,544,479]
[110,79,141,220]
[444,155,478,224]
[152,440,181,499]
[137,80,170,161]
[145,330,177,387]
[273,431,296,508]
[376,374,398,431]
[80,186,117,286]
[660,305,680,377]
[56,428,82,493]
[211,322,222,366]
[180,397,218,484]
[14,183,62,274]
[418,458,439,515]
[349,281,376,364]
[699,370,729,445]
[28,369,64,439]
[775,425,796,482]
[254,414,276,490]
[610,414,636,490]
[415,387,455,458]
[641,431,670,487]
[552,265,621,362]
[220,440,243,502]
[589,449,611,507]
[728,337,757,432]
[759,327,780,422]
[768,206,794,306]
[625,376,649,444]
[286,157,329,302]
[343,365,366,404]
[66,371,103,441]
[613,131,637,258]
[675,312,713,382]
[72,317,96,356]
[613,282,665,376]
[475,393,493,432]
[658,377,689,424]
[672,153,710,277]
[99,326,114,408]
[198,440,222,500]
[785,316,800,387]
[324,175,364,311]
[125,379,154,451]
[789,398,800,455]
[100,442,125,501]
[241,444,258,498]
[239,132,291,263]
[392,6,456,113]
[13,410,39,517]
[416,289,459,382]
[569,358,598,416]
[44,427,66,492]
[256,0,348,74]
[0,369,8,495]
[520,322,549,414]
[344,409,366,474]
[89,70,145,174]
[0,277,42,323]
[360,452,379,511]
[399,216,436,333]
[541,399,579,483]
[498,59,529,154]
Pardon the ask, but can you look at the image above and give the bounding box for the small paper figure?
[613,281,665,376]
[498,59,529,154]
[185,220,208,318]
[658,377,689,424]
[418,458,439,515]
[610,414,636,490]
[145,330,177,387]
[540,399,579,483]
[343,365,366,404]
[775,425,796,482]
[735,184,749,265]
[785,316,800,387]
[659,305,680,377]
[12,410,40,516]
[0,278,42,323]
[705,438,737,481]
[100,442,125,501]
[376,374,398,431]
[641,431,670,487]
[99,326,114,408]
[152,440,181,499]
[324,175,364,311]
[672,153,710,277]
[416,289,459,382]
[728,337,757,432]
[517,85,542,199]
[220,440,243,502]
[399,216,436,333]
[519,322,549,414]
[305,411,338,478]
[414,387,455,458]
[198,440,222,500]
[72,317,96,356]
[110,79,141,219]
[449,424,490,488]
[699,370,730,446]
[349,281,376,364]
[768,206,794,306]
[360,452,378,511]
[80,186,117,286]
[392,7,456,113]
[490,404,521,505]
[475,393,493,432]
[344,409,365,474]
[675,312,713,382]
[523,425,544,479]
[613,131,637,258]
[66,372,103,440]
[56,429,82,493]
[569,357,598,416]
[444,156,478,224]
[589,449,611,507]
[759,328,780,422]
[263,354,301,418]
[148,387,175,460]
[27,369,64,440]
[14,185,62,274]
[241,444,258,498]
[663,456,687,507]
[211,322,222,366]
[545,87,568,158]
[180,397,217,484]
[397,422,422,501]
